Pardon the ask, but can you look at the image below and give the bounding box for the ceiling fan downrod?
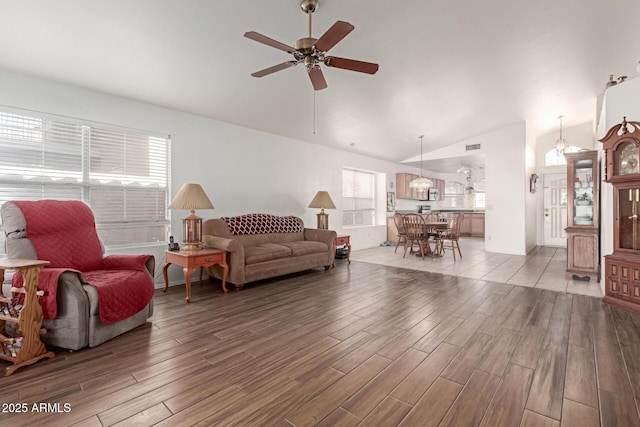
[301,0,318,39]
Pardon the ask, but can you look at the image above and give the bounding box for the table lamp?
[168,183,214,250]
[308,190,336,229]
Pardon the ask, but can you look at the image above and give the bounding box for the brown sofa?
[202,213,336,289]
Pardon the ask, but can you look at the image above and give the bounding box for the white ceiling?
[1,1,639,167]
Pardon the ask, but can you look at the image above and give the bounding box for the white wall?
[483,122,528,254]
[0,68,419,286]
[525,123,537,253]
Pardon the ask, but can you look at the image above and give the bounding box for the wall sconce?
[530,174,539,193]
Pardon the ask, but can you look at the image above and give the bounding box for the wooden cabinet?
[460,215,472,235]
[564,150,599,282]
[471,214,485,237]
[396,173,442,200]
[396,173,418,199]
[387,216,398,242]
[436,179,445,201]
[457,213,484,237]
[600,118,640,313]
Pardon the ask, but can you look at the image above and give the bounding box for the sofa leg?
[234,283,244,290]
[324,265,331,270]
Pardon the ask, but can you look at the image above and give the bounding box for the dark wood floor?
[1,261,640,426]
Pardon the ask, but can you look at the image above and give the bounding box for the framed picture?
[387,191,396,212]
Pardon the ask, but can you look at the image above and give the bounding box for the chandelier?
[409,135,433,193]
[555,115,567,155]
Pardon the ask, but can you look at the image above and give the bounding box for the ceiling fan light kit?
[244,0,379,91]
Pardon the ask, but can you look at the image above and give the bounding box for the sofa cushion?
[245,243,292,265]
[280,241,329,257]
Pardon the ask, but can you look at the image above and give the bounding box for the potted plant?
[576,192,591,206]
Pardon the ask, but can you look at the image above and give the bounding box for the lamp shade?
[308,191,336,210]
[168,183,214,210]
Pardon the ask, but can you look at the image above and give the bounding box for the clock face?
[621,154,639,174]
[617,142,640,175]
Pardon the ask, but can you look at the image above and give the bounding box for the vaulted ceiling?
[1,0,639,166]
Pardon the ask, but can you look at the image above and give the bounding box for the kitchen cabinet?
[436,179,445,201]
[471,214,485,237]
[387,216,398,242]
[456,212,484,237]
[396,173,441,200]
[460,215,472,235]
[396,173,417,199]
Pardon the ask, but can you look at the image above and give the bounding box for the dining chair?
[393,213,407,253]
[402,213,430,259]
[440,212,464,261]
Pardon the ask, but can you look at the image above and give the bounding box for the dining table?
[416,221,449,257]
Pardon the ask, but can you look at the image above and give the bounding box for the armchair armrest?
[102,254,155,276]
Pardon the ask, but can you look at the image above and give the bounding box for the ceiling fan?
[244,0,379,91]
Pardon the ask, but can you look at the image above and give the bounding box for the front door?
[543,173,567,247]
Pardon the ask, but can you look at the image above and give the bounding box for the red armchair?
[2,200,155,350]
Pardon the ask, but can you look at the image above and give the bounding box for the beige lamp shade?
[168,183,214,250]
[308,191,336,212]
[168,183,214,210]
[308,191,335,230]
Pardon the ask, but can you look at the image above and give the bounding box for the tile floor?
[350,236,604,298]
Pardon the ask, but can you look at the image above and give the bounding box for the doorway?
[543,173,567,247]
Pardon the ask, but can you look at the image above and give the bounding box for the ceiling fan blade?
[251,61,297,78]
[325,56,379,74]
[308,67,328,91]
[314,21,354,52]
[244,31,296,53]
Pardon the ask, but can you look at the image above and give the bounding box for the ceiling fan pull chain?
[313,89,316,135]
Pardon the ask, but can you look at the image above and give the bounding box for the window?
[0,109,170,251]
[544,145,581,166]
[473,180,486,209]
[444,181,465,208]
[342,169,375,226]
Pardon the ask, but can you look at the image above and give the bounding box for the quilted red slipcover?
[11,200,154,324]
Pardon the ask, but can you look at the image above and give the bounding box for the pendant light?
[409,135,433,193]
[555,115,567,155]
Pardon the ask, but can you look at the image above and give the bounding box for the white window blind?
[342,169,375,226]
[0,109,170,251]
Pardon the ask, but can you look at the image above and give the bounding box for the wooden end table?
[162,248,228,303]
[333,235,351,267]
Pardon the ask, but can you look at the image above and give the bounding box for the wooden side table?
[333,235,351,267]
[162,249,228,303]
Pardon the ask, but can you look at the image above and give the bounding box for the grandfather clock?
[600,117,640,314]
